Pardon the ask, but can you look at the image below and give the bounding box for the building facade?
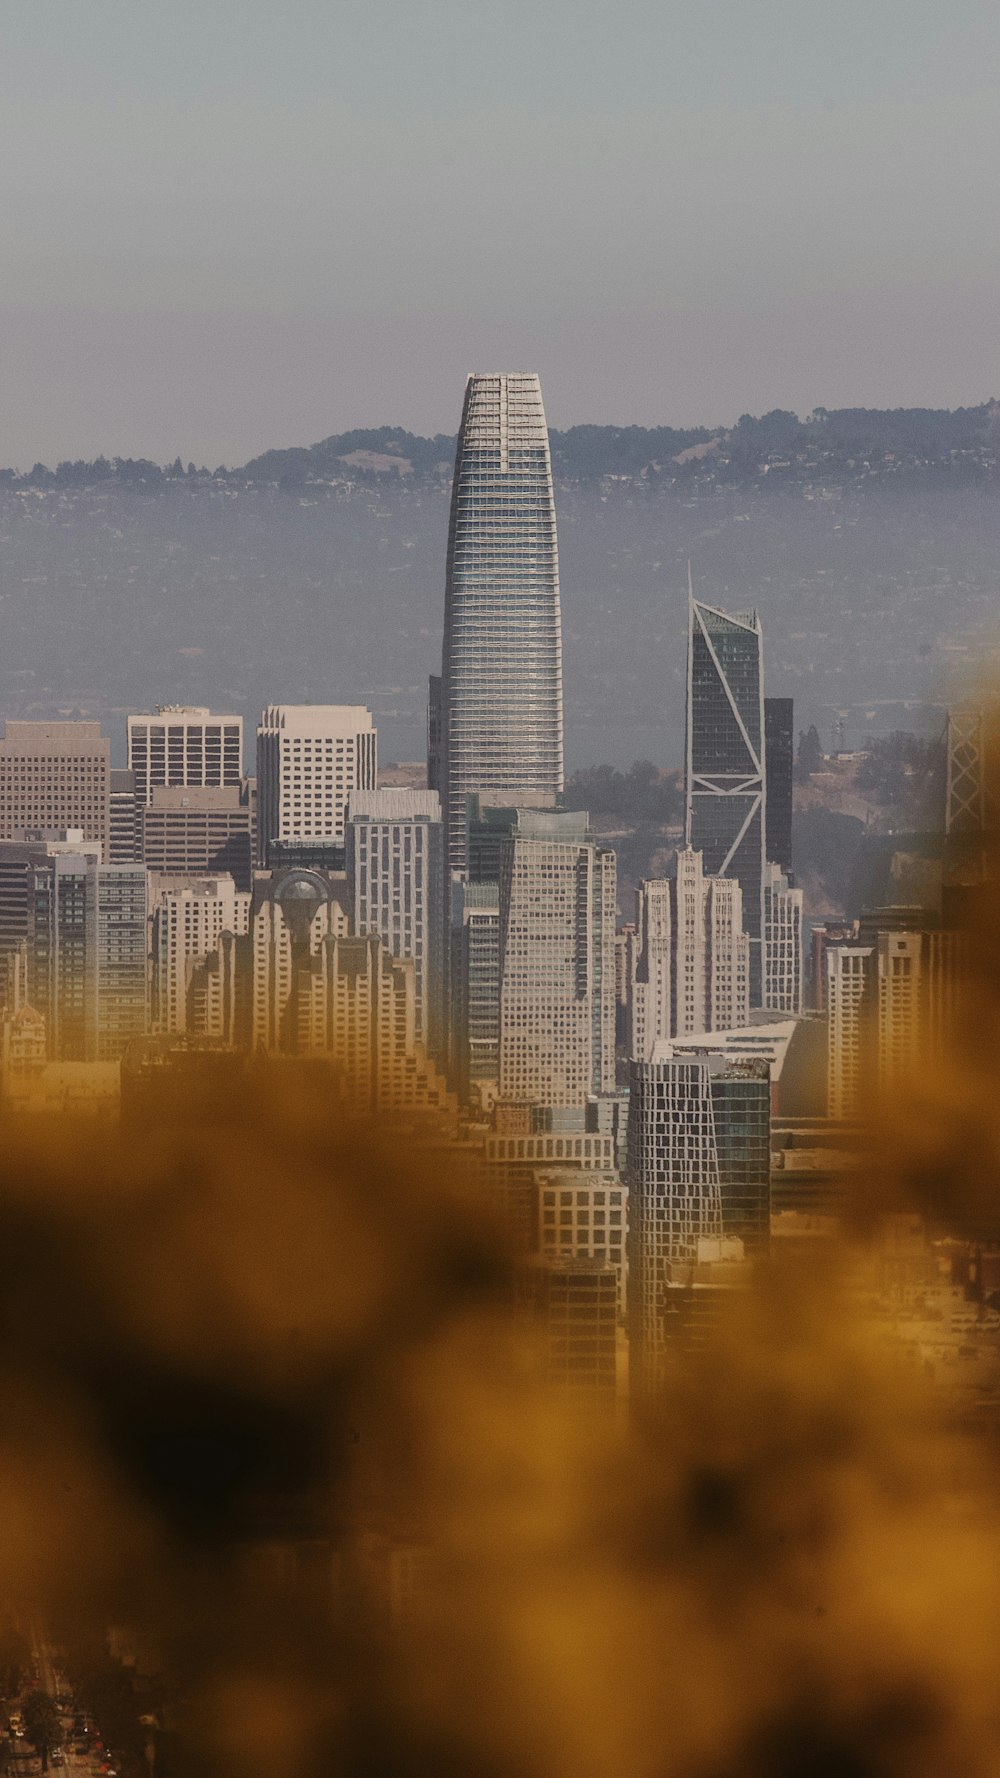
[686,597,765,1005]
[438,374,563,876]
[498,811,616,1109]
[0,721,110,854]
[763,695,794,873]
[127,707,243,804]
[151,876,249,1036]
[826,941,875,1119]
[96,864,148,1060]
[627,850,750,1059]
[627,1050,725,1393]
[141,785,254,890]
[346,789,445,1058]
[109,769,140,863]
[763,862,803,1014]
[256,705,377,866]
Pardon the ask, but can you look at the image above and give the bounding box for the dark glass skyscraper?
[437,374,563,875]
[764,695,794,873]
[686,592,766,1004]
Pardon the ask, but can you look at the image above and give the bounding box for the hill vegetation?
[5,403,1000,492]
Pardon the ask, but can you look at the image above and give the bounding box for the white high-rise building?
[498,811,616,1109]
[256,706,377,865]
[705,871,748,1033]
[346,789,445,1058]
[628,879,672,1064]
[127,707,243,804]
[763,863,803,1014]
[151,876,250,1035]
[436,373,563,876]
[627,850,749,1059]
[826,942,875,1119]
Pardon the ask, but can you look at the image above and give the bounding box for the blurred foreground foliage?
[1,877,1000,1777]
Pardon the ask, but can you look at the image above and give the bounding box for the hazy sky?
[2,0,999,465]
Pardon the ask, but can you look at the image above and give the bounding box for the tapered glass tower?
[437,374,563,874]
[686,589,766,1005]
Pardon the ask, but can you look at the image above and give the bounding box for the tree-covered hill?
[5,403,1000,492]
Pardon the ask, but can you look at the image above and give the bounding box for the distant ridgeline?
[5,404,1000,492]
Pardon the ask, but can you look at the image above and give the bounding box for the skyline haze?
[2,1,999,463]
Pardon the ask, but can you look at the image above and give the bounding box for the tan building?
[0,721,110,853]
[127,707,243,804]
[141,785,254,889]
[150,875,251,1035]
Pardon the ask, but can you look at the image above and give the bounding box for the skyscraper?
[763,696,794,872]
[627,1050,724,1392]
[346,789,445,1057]
[498,811,616,1110]
[826,940,875,1118]
[686,590,766,1004]
[763,863,803,1014]
[437,374,563,876]
[627,850,749,1059]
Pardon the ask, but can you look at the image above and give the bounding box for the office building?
[151,876,250,1036]
[686,594,765,1003]
[810,919,858,1011]
[537,1171,629,1317]
[0,834,145,1060]
[627,1050,725,1394]
[483,1127,618,1254]
[498,811,615,1109]
[256,705,377,867]
[628,879,672,1063]
[519,1259,619,1401]
[141,785,254,890]
[710,1059,771,1254]
[875,929,925,1098]
[627,850,749,1059]
[764,696,794,872]
[826,941,875,1119]
[251,867,351,1053]
[449,880,500,1106]
[0,721,110,854]
[346,789,445,1057]
[96,865,148,1060]
[127,707,243,804]
[297,933,456,1121]
[109,769,140,864]
[437,374,563,875]
[764,863,803,1014]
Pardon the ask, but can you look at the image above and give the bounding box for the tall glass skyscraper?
[436,373,563,875]
[685,591,766,1004]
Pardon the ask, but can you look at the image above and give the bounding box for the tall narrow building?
[686,590,766,1004]
[346,789,446,1058]
[497,811,616,1110]
[437,374,563,875]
